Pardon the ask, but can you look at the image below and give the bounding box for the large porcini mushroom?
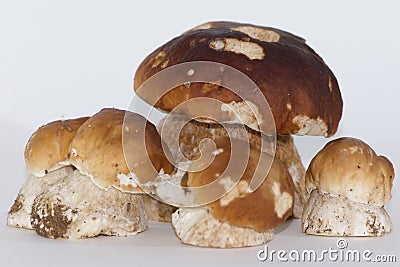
[134,21,343,218]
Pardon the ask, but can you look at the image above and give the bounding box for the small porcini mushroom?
[172,137,295,248]
[69,108,177,223]
[135,21,343,218]
[302,137,394,237]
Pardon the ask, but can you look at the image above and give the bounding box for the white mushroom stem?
[8,167,148,239]
[302,190,392,237]
[172,207,274,248]
[7,167,74,229]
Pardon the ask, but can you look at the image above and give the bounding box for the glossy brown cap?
[134,21,343,136]
[24,117,89,177]
[187,137,295,232]
[69,108,174,193]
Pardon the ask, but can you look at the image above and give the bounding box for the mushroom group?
[7,21,395,247]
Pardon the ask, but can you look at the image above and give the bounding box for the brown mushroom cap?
[24,117,89,177]
[306,137,395,206]
[187,137,294,232]
[134,21,343,136]
[69,108,174,193]
[157,115,306,218]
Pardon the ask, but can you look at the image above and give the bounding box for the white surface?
[0,0,399,266]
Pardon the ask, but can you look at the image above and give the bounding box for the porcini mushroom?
[69,108,177,223]
[134,21,343,218]
[302,137,394,236]
[172,137,295,248]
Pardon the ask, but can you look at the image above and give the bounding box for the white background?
[0,0,399,266]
